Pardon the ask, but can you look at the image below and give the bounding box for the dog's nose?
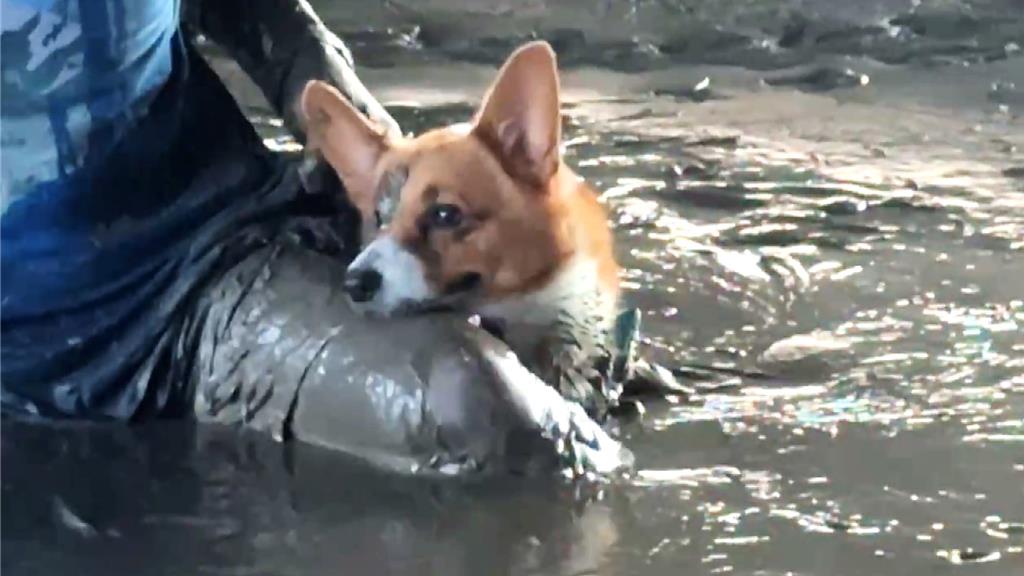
[344,267,382,302]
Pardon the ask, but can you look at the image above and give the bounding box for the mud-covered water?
[3,1,1023,575]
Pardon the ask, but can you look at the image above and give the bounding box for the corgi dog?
[300,41,620,411]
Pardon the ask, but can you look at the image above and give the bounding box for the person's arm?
[181,0,400,142]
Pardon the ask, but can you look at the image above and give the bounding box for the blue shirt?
[1,0,284,417]
[2,0,180,203]
[2,0,182,310]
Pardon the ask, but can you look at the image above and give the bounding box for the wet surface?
[4,1,1024,574]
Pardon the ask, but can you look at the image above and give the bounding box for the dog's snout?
[344,267,383,303]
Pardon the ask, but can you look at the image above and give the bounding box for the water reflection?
[552,76,1022,573]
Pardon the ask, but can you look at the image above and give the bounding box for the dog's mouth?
[407,272,483,314]
[353,272,483,318]
[442,272,482,297]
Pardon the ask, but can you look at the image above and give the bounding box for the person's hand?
[312,32,402,140]
[184,0,402,142]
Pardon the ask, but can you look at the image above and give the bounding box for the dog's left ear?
[300,80,388,219]
[473,41,561,189]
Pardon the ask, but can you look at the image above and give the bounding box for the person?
[0,0,629,475]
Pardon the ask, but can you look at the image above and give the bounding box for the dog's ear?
[301,80,388,212]
[472,41,561,189]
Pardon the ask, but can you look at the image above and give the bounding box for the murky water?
[4,1,1023,574]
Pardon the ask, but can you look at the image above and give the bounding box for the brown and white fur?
[300,41,620,396]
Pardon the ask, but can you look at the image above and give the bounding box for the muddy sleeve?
[181,0,400,141]
[190,240,631,476]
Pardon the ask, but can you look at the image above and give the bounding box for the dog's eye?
[427,203,463,229]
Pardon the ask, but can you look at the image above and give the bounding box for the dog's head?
[301,41,577,316]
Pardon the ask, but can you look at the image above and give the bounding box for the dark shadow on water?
[1,417,634,576]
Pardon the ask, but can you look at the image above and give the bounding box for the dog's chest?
[477,257,618,408]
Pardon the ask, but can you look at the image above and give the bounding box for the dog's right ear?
[473,41,561,189]
[301,80,387,210]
